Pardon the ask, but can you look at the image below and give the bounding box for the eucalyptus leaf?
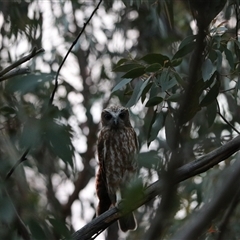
[141,53,170,65]
[126,77,151,107]
[112,79,132,93]
[201,59,216,82]
[121,67,146,79]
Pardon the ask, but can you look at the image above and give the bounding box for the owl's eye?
[119,111,126,119]
[104,113,112,121]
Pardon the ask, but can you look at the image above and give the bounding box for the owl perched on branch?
[96,105,138,232]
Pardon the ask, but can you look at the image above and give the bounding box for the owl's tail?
[118,212,137,232]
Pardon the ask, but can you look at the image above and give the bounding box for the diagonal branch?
[0,47,44,77]
[71,135,240,240]
[49,0,103,105]
[5,148,30,180]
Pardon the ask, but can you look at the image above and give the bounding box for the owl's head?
[101,106,132,129]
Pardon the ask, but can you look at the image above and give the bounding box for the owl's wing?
[96,132,111,215]
[133,129,139,153]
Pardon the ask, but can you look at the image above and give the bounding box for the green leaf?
[165,112,176,150]
[112,79,132,93]
[147,111,164,145]
[113,63,143,73]
[206,101,217,127]
[44,121,74,168]
[141,53,170,65]
[20,118,41,148]
[201,59,216,82]
[173,71,187,88]
[171,58,182,67]
[0,198,15,223]
[28,219,47,240]
[6,72,53,94]
[173,41,196,59]
[145,63,161,72]
[126,77,151,107]
[121,67,146,78]
[138,150,159,169]
[224,48,234,69]
[145,96,163,107]
[116,58,128,66]
[141,82,153,103]
[48,217,71,239]
[200,81,220,107]
[215,50,223,72]
[167,92,183,102]
[178,35,197,49]
[157,69,177,91]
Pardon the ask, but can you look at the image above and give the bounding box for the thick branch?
[72,135,240,240]
[171,157,240,240]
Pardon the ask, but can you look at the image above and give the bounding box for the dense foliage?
[0,0,240,239]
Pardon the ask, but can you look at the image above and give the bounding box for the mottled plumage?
[96,106,138,232]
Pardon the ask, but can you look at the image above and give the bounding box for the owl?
[95,105,138,232]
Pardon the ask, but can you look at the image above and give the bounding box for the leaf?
[173,71,187,88]
[147,111,164,146]
[167,92,183,102]
[138,150,159,169]
[126,76,151,107]
[28,219,47,240]
[171,58,182,67]
[224,48,234,69]
[145,96,163,107]
[206,101,217,127]
[200,81,220,107]
[173,41,196,59]
[157,69,177,91]
[112,79,132,93]
[145,63,161,72]
[20,118,41,149]
[215,50,223,72]
[165,112,176,150]
[44,121,74,168]
[121,67,146,79]
[178,35,197,49]
[141,82,153,103]
[201,59,216,82]
[6,72,54,94]
[116,58,128,66]
[141,53,170,65]
[48,217,71,239]
[0,198,15,223]
[113,63,143,73]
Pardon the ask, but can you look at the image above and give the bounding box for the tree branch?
[71,135,240,240]
[5,148,30,180]
[0,47,44,77]
[49,0,103,105]
[171,157,240,240]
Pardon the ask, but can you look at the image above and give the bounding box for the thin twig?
[5,148,30,180]
[49,0,103,105]
[0,47,44,77]
[216,99,240,134]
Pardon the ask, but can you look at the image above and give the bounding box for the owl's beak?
[113,117,118,125]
